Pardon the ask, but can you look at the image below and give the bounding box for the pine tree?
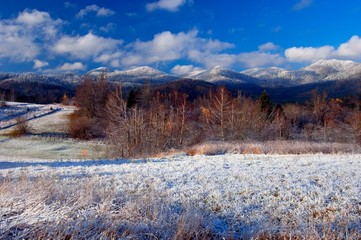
[259,90,271,114]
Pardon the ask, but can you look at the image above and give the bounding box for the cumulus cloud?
[52,32,122,59]
[238,52,285,68]
[337,35,361,58]
[17,9,52,25]
[0,9,62,62]
[258,42,280,52]
[285,46,335,62]
[0,22,39,61]
[171,64,203,76]
[284,35,361,63]
[58,62,85,71]
[33,59,49,69]
[188,50,237,68]
[76,5,115,18]
[100,23,117,33]
[146,0,188,12]
[188,50,285,69]
[121,29,234,67]
[94,51,123,67]
[16,9,63,38]
[64,2,76,9]
[292,0,313,11]
[118,29,286,69]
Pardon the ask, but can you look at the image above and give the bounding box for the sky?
[1,0,361,75]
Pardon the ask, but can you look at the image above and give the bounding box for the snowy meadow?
[1,103,361,239]
[0,154,360,239]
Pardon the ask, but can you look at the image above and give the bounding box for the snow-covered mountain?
[186,66,262,85]
[0,72,80,86]
[302,59,361,80]
[88,66,178,86]
[242,59,361,86]
[2,59,361,98]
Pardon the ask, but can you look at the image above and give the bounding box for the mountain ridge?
[1,59,361,103]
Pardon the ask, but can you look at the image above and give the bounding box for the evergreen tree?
[259,90,271,114]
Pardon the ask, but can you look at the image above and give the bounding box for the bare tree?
[0,91,6,107]
[202,86,232,141]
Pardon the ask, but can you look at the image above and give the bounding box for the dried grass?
[186,140,361,156]
[0,172,360,239]
[7,117,31,137]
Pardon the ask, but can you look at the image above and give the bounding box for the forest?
[67,74,361,157]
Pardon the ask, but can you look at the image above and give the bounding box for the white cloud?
[58,62,85,71]
[0,30,39,61]
[96,8,116,17]
[64,2,76,9]
[292,0,313,11]
[171,64,203,76]
[188,50,285,69]
[121,29,234,67]
[188,50,237,68]
[52,32,122,60]
[258,42,280,52]
[100,23,117,33]
[238,52,285,68]
[146,0,188,12]
[16,9,51,25]
[284,36,361,63]
[33,59,49,69]
[119,29,285,69]
[76,5,115,18]
[0,9,62,62]
[16,9,63,38]
[285,46,335,62]
[94,52,123,67]
[337,35,361,58]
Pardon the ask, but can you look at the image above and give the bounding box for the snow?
[2,59,361,90]
[186,65,260,85]
[0,103,108,160]
[0,153,360,237]
[0,102,62,130]
[242,59,361,86]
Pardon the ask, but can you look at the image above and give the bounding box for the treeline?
[68,75,361,157]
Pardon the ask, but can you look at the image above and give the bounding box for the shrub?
[0,100,6,107]
[67,112,94,140]
[9,117,30,137]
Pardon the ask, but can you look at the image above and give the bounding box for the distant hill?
[2,59,361,103]
[242,59,361,86]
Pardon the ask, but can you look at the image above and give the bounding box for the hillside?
[2,59,361,103]
[242,59,361,86]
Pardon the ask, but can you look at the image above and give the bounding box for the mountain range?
[86,59,361,88]
[1,59,361,103]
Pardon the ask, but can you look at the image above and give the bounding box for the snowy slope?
[186,65,262,85]
[303,59,361,80]
[242,59,361,86]
[0,154,360,238]
[0,72,80,86]
[88,66,179,86]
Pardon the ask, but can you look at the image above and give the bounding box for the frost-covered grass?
[0,102,109,160]
[0,154,360,239]
[0,135,108,160]
[0,102,61,130]
[187,141,361,155]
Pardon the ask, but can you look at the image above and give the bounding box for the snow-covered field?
[0,102,61,130]
[0,102,108,160]
[1,102,360,238]
[0,154,360,239]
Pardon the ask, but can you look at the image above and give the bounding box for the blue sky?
[1,0,361,74]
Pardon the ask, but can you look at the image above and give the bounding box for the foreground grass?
[0,135,108,160]
[0,154,360,239]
